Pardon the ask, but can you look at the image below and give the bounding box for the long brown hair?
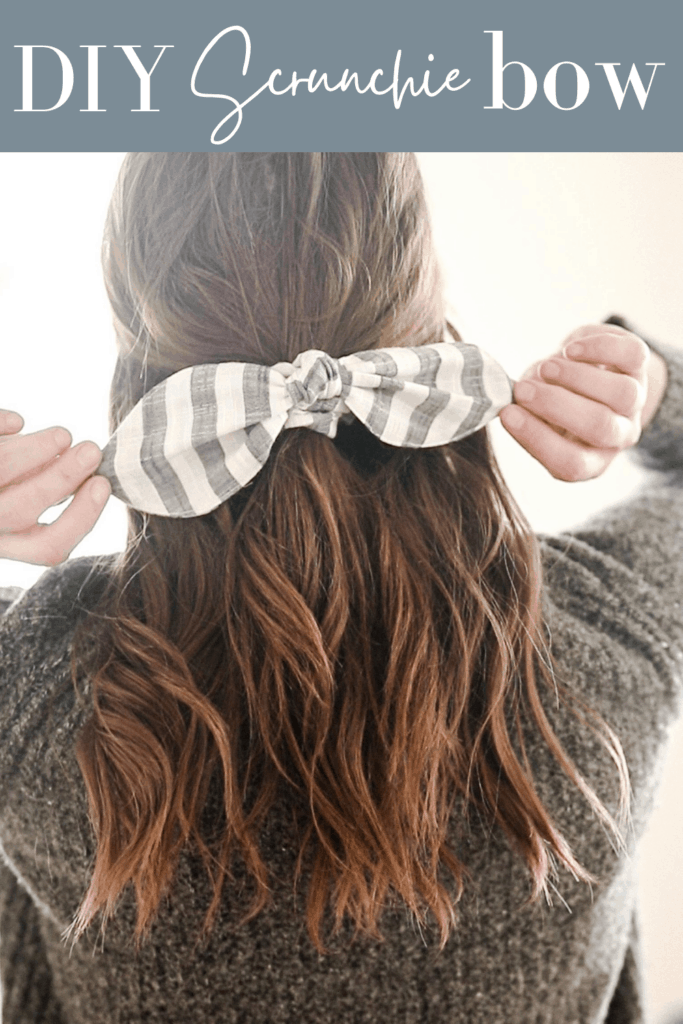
[72,153,629,949]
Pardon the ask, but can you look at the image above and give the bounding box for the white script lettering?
[190,26,471,145]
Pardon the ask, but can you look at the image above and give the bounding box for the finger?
[0,441,102,533]
[513,379,639,450]
[0,411,24,436]
[564,322,632,342]
[0,475,110,566]
[0,427,72,488]
[519,328,640,386]
[538,358,645,418]
[562,326,649,379]
[500,405,615,482]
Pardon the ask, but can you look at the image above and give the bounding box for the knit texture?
[1,346,682,1024]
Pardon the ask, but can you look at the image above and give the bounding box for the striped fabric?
[98,336,512,518]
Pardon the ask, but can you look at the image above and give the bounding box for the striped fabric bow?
[98,336,512,518]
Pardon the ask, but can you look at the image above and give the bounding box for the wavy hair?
[72,153,629,949]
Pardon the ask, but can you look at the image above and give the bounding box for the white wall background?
[0,153,681,1020]
[419,153,683,1024]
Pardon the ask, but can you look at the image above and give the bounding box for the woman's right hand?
[499,323,668,482]
[0,411,111,566]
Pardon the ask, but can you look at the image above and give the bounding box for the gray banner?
[1,0,679,151]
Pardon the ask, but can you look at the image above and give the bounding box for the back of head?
[105,152,444,424]
[72,152,627,950]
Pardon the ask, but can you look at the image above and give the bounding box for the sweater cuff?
[637,338,683,471]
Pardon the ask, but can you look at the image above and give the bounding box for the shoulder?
[0,556,117,748]
[0,556,116,650]
[540,488,683,668]
[0,555,116,809]
[0,559,118,928]
[540,527,683,692]
[540,531,683,810]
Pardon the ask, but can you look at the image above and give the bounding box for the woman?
[0,153,678,1024]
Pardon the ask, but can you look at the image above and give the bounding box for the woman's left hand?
[0,410,111,566]
[499,323,663,482]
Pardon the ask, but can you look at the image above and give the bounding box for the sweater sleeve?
[543,339,683,650]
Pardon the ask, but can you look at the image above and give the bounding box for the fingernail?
[502,406,524,429]
[76,442,101,468]
[90,477,111,504]
[515,381,536,402]
[53,427,71,448]
[565,342,584,358]
[540,360,561,381]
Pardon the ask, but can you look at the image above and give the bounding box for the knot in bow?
[278,350,350,434]
[283,350,346,407]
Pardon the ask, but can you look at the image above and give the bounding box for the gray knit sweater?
[1,347,682,1024]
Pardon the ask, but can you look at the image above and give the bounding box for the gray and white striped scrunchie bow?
[98,336,512,518]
